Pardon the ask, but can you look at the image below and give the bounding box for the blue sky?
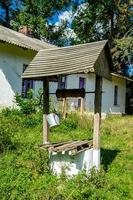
[0,0,83,24]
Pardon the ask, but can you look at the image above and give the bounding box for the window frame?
[114,85,118,106]
[58,75,67,90]
[22,64,34,98]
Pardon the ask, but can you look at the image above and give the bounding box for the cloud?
[52,8,80,42]
[58,10,72,24]
[53,10,72,32]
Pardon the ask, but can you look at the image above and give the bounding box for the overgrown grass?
[0,110,133,199]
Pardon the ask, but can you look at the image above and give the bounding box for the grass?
[0,111,133,199]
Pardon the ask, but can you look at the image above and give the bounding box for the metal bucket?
[47,113,60,128]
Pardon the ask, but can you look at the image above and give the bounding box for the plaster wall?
[66,73,126,114]
[0,43,55,108]
[50,148,93,176]
[0,43,36,108]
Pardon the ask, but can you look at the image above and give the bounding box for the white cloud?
[52,8,80,42]
[58,10,72,24]
[53,10,72,32]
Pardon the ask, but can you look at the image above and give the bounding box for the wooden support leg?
[62,98,67,119]
[80,97,84,115]
[43,114,49,144]
[43,78,50,144]
[93,75,102,169]
[93,113,100,168]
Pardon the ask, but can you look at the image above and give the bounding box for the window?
[79,77,85,89]
[58,76,67,89]
[22,64,34,97]
[114,85,118,105]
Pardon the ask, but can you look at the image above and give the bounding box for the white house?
[0,25,55,108]
[0,25,131,115]
[57,73,132,115]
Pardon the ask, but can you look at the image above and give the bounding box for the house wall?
[0,43,39,108]
[65,73,126,114]
[102,75,126,114]
[0,42,58,108]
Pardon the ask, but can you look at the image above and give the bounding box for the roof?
[111,73,133,81]
[22,40,113,80]
[0,25,55,51]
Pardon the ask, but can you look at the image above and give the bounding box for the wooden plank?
[53,140,89,152]
[52,141,80,152]
[61,140,92,154]
[39,140,93,154]
[39,141,75,150]
[49,141,74,151]
[69,146,92,156]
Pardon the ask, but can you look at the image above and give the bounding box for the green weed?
[0,110,133,199]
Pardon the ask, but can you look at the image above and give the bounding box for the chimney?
[19,26,33,37]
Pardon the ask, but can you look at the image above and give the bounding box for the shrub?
[22,112,42,128]
[15,90,39,115]
[0,114,16,153]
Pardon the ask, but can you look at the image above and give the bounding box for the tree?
[71,0,133,44]
[112,37,133,72]
[0,0,21,27]
[13,0,72,42]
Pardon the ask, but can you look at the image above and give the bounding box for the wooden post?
[80,97,84,115]
[43,78,49,144]
[62,98,67,119]
[93,75,102,169]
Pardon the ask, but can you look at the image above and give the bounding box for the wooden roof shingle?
[0,25,55,51]
[22,40,113,80]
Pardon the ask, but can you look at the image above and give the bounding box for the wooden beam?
[80,97,84,115]
[43,78,49,144]
[94,75,102,116]
[93,75,102,169]
[56,88,85,98]
[62,98,67,119]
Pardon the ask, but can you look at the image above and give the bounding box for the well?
[22,40,113,173]
[39,140,93,175]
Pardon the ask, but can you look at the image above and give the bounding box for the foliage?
[15,89,41,115]
[50,113,93,142]
[0,111,133,199]
[71,0,133,44]
[0,113,14,153]
[112,37,133,72]
[0,0,22,28]
[0,107,42,152]
[12,0,72,41]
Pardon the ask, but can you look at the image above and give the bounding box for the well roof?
[22,40,113,80]
[0,25,55,51]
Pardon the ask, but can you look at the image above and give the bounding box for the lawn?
[0,110,133,200]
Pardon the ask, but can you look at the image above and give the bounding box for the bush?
[15,90,39,115]
[0,114,16,153]
[0,107,42,153]
[22,113,42,128]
